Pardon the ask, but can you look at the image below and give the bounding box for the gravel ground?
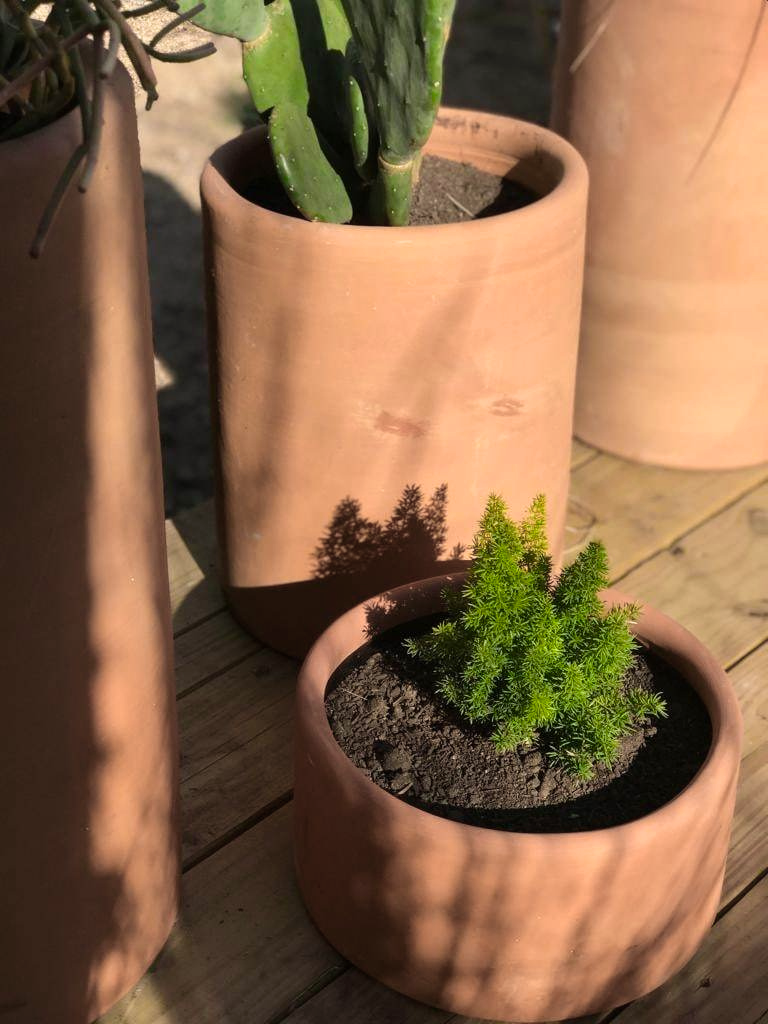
[132,2,561,515]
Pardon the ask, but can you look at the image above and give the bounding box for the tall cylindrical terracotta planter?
[294,576,742,1022]
[552,0,768,468]
[201,110,588,657]
[0,65,179,1023]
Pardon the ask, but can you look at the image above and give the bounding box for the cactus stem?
[242,17,272,49]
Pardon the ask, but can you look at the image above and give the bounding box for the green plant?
[0,0,213,254]
[177,0,455,225]
[406,494,666,779]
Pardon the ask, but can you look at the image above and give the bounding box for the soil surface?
[411,155,537,224]
[326,621,713,833]
[243,155,537,225]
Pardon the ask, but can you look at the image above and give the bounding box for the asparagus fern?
[406,495,666,779]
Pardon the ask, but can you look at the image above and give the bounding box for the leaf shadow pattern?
[221,484,468,658]
[314,483,464,580]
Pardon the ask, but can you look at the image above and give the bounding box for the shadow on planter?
[322,788,726,1018]
[224,484,470,658]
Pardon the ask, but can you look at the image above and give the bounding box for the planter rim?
[298,574,743,849]
[201,106,588,242]
[0,97,81,151]
[0,42,105,154]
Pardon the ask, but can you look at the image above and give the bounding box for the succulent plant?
[0,0,214,255]
[177,0,456,225]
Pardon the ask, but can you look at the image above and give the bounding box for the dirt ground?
[136,2,561,515]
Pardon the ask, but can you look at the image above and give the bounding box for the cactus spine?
[178,0,456,224]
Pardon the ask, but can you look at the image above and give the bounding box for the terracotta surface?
[294,575,743,1022]
[200,110,588,657]
[0,66,178,1023]
[552,0,768,468]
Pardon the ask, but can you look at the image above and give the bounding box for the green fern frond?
[520,493,549,557]
[626,687,668,722]
[404,494,665,779]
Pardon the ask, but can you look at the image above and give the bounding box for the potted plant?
[293,495,742,1022]
[0,6,210,1022]
[551,0,768,469]
[181,0,589,657]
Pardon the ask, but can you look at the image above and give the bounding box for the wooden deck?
[102,441,768,1024]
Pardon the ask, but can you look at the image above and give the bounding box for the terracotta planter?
[200,110,588,657]
[294,575,742,1022]
[0,66,178,1023]
[551,0,768,468]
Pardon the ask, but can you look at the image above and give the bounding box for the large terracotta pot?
[200,110,588,658]
[551,0,768,468]
[0,65,179,1023]
[294,575,742,1022]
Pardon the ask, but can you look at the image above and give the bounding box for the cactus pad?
[340,0,455,163]
[176,0,267,41]
[184,0,455,225]
[269,101,353,222]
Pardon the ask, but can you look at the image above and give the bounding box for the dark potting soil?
[325,620,713,833]
[241,154,536,224]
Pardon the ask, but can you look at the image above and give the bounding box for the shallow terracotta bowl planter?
[294,575,742,1022]
[201,109,588,657]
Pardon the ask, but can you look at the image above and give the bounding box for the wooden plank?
[567,454,768,576]
[724,743,768,905]
[570,438,597,470]
[174,610,258,697]
[166,499,222,633]
[178,645,297,863]
[181,700,293,865]
[618,482,768,667]
[100,805,342,1024]
[615,874,768,1023]
[284,969,452,1024]
[729,642,768,759]
[721,639,768,904]
[178,646,295,782]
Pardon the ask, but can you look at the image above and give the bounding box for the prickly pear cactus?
[179,0,455,225]
[340,0,456,223]
[181,0,268,40]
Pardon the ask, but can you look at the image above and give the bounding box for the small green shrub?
[406,494,666,778]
